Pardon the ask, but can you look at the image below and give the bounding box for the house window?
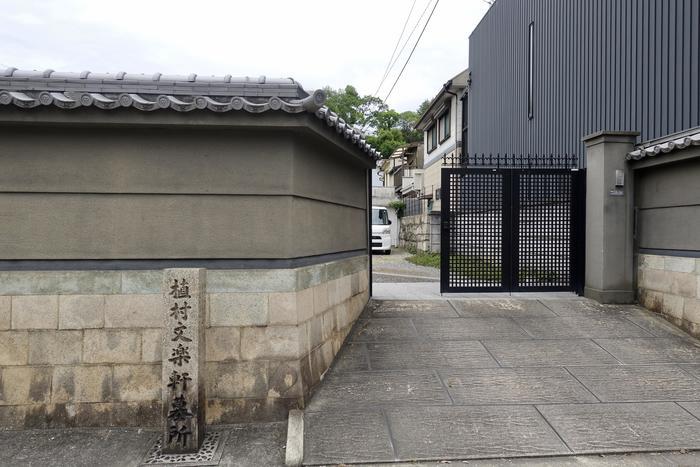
[438,109,451,142]
[528,21,534,119]
[427,124,437,152]
[435,188,441,200]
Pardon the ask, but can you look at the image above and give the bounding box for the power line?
[375,0,434,98]
[383,0,441,103]
[373,0,418,96]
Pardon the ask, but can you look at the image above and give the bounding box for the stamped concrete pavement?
[0,423,288,467]
[1,423,699,466]
[303,297,700,465]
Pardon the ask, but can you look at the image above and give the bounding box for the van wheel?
[385,250,391,255]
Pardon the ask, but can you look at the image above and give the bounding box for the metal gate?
[440,164,585,293]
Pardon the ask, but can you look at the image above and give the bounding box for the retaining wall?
[399,213,440,253]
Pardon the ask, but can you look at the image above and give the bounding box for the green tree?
[416,99,431,117]
[324,85,428,158]
[366,128,406,157]
[374,110,401,131]
[323,85,386,128]
[398,110,422,143]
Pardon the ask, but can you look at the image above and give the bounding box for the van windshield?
[372,209,389,225]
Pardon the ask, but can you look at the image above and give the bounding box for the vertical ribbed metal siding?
[467,0,700,165]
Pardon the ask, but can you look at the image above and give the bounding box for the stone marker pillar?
[582,131,638,303]
[162,268,206,453]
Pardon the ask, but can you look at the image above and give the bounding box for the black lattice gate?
[440,166,585,293]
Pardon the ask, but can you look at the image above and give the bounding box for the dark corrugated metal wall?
[468,0,700,165]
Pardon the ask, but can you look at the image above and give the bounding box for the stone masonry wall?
[0,255,369,429]
[399,213,440,253]
[638,253,700,337]
[399,214,430,252]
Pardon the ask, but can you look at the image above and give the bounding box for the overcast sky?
[1,0,491,112]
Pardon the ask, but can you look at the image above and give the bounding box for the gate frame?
[440,166,586,294]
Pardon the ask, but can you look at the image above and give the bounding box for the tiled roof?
[0,67,379,159]
[627,127,700,160]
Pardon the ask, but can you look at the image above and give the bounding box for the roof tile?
[0,67,379,160]
[627,127,700,160]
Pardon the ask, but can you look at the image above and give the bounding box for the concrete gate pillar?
[582,131,639,303]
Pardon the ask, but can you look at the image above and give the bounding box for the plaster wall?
[634,154,700,252]
[0,124,368,260]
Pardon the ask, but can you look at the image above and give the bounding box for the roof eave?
[627,129,700,161]
[415,72,468,131]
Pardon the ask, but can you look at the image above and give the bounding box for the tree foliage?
[323,85,386,128]
[398,111,422,143]
[366,128,405,158]
[416,99,432,117]
[386,200,406,217]
[323,85,428,158]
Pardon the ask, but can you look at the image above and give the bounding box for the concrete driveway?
[303,297,700,465]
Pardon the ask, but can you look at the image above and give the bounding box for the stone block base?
[0,255,370,428]
[637,253,700,338]
[0,401,161,430]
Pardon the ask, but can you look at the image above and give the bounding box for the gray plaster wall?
[0,126,294,195]
[0,122,369,260]
[293,135,367,210]
[634,151,700,253]
[468,0,700,162]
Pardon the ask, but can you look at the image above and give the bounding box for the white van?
[371,206,392,254]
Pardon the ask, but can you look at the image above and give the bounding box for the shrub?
[406,251,440,268]
[387,200,406,218]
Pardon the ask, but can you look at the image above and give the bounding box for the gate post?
[582,131,638,303]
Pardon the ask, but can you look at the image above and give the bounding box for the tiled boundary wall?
[638,254,700,337]
[0,255,369,429]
